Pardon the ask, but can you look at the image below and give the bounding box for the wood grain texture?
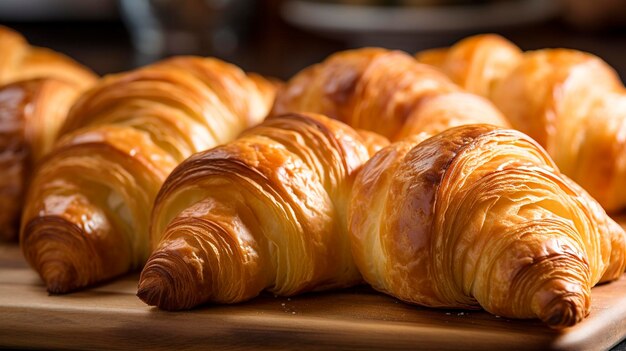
[0,242,625,350]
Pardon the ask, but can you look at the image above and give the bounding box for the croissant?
[20,57,276,293]
[417,34,626,212]
[272,48,510,141]
[137,112,380,310]
[0,27,97,240]
[349,124,626,329]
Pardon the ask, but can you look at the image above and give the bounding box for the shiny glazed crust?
[349,124,626,329]
[137,112,380,310]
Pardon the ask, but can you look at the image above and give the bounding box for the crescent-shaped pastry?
[349,124,626,329]
[137,112,381,310]
[20,57,276,293]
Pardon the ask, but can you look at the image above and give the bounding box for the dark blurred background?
[1,0,625,80]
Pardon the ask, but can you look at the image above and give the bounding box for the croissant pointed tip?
[138,246,210,311]
[41,261,77,294]
[537,294,588,329]
[137,276,159,306]
[137,273,173,310]
[22,215,128,294]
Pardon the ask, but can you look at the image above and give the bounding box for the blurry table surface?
[4,19,626,81]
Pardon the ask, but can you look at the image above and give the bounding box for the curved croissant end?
[138,198,269,310]
[22,192,129,293]
[22,126,176,292]
[21,57,276,293]
[138,113,375,310]
[350,124,626,328]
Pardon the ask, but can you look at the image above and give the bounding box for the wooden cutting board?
[1,242,625,351]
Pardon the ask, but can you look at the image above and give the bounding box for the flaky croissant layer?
[138,112,381,310]
[21,56,276,293]
[350,124,626,329]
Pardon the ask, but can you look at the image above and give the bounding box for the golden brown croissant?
[0,27,97,240]
[349,124,626,329]
[272,48,510,141]
[20,57,276,293]
[137,112,378,310]
[417,34,626,212]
